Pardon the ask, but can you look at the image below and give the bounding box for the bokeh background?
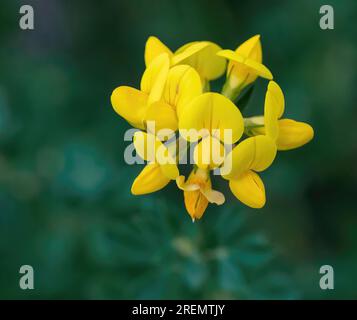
[0,0,356,299]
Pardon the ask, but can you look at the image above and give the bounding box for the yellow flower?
[247,81,314,150]
[221,135,277,208]
[111,54,202,136]
[131,131,179,195]
[179,92,244,169]
[177,92,243,218]
[145,36,226,86]
[217,35,273,99]
[176,167,225,221]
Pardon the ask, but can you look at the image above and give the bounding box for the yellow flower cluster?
[111,35,314,221]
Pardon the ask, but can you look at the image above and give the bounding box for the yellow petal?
[176,175,200,191]
[144,100,178,134]
[217,50,272,80]
[133,131,179,179]
[193,136,225,169]
[179,93,244,144]
[235,34,262,61]
[171,42,209,65]
[264,89,279,140]
[244,58,273,80]
[201,188,225,205]
[218,35,272,90]
[221,135,277,179]
[144,36,173,67]
[111,86,148,130]
[174,42,226,81]
[163,65,202,118]
[133,131,160,162]
[229,170,266,208]
[276,119,314,150]
[268,81,285,118]
[140,53,170,105]
[131,163,170,195]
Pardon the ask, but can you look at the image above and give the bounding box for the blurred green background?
[0,0,356,299]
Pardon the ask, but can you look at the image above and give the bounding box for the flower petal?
[221,135,277,179]
[144,36,173,67]
[133,131,160,162]
[111,86,148,130]
[193,136,225,169]
[267,81,285,118]
[145,100,178,134]
[276,119,314,150]
[201,187,225,205]
[171,42,209,65]
[133,131,179,179]
[217,50,272,79]
[176,175,200,191]
[183,189,209,220]
[174,42,226,81]
[163,65,202,118]
[235,35,262,61]
[229,170,266,208]
[131,163,170,195]
[179,92,244,144]
[140,53,170,105]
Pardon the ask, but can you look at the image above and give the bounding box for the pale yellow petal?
[229,170,266,208]
[176,175,200,191]
[201,188,225,205]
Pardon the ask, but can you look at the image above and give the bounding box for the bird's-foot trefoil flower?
[111,54,202,139]
[177,92,244,216]
[145,36,227,89]
[245,81,314,150]
[218,35,273,101]
[176,167,225,221]
[109,35,315,221]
